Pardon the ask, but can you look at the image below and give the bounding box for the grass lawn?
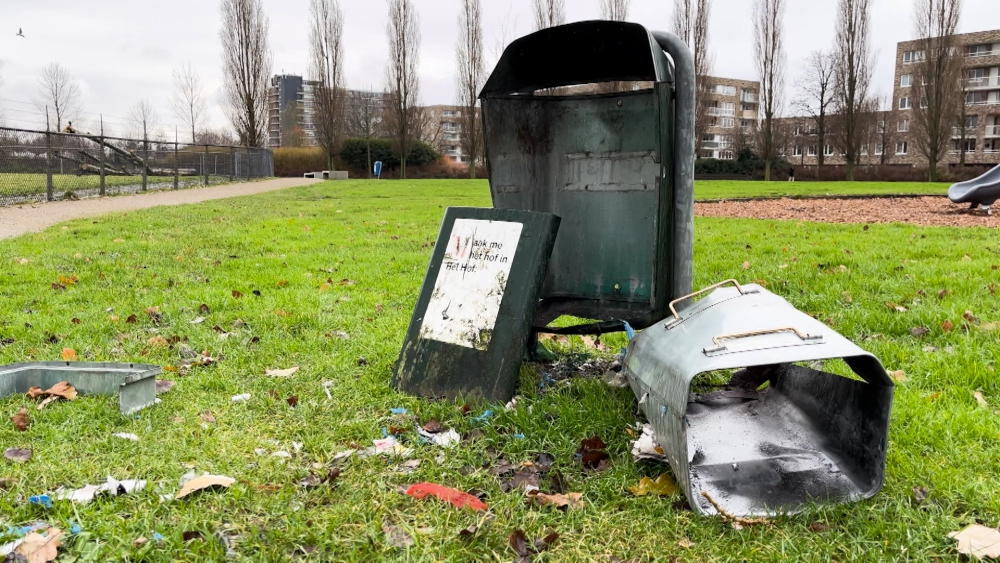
[1,178,998,562]
[0,174,233,201]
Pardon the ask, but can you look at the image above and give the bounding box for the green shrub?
[339,138,442,173]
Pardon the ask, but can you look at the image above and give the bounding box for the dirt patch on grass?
[696,196,998,228]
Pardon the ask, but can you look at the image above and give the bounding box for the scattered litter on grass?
[28,494,52,508]
[389,407,409,415]
[678,538,694,548]
[472,410,493,424]
[889,370,907,383]
[913,486,929,503]
[155,380,175,394]
[265,367,300,378]
[395,459,422,474]
[421,419,443,433]
[628,474,676,496]
[189,317,205,325]
[372,436,413,457]
[322,381,333,399]
[113,432,139,442]
[175,474,235,499]
[11,407,30,431]
[231,393,252,403]
[949,524,1000,559]
[405,482,488,511]
[272,451,291,458]
[418,428,460,448]
[911,326,929,337]
[200,410,216,423]
[332,449,355,462]
[54,477,147,504]
[4,447,32,463]
[974,391,989,407]
[631,423,668,462]
[383,523,414,549]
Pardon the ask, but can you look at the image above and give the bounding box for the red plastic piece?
[405,482,488,512]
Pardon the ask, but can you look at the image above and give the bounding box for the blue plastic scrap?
[472,410,494,424]
[28,495,52,509]
[389,408,408,415]
[70,523,82,534]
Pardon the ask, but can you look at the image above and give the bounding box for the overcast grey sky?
[0,0,997,136]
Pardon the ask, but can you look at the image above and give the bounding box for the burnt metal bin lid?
[0,361,161,414]
[624,281,894,516]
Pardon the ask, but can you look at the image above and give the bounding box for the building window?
[967,91,989,104]
[720,117,735,128]
[919,97,928,108]
[903,50,925,64]
[967,44,991,57]
[808,145,817,156]
[824,145,835,156]
[742,103,754,112]
[896,141,908,155]
[793,145,803,156]
[965,115,980,128]
[898,119,910,132]
[899,97,911,110]
[714,84,737,96]
[900,74,913,87]
[875,143,884,155]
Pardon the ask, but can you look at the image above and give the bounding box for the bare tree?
[457,0,485,178]
[170,63,208,144]
[385,0,421,179]
[489,7,519,69]
[310,0,346,170]
[220,0,272,147]
[752,0,785,181]
[601,0,630,21]
[37,63,81,132]
[280,101,305,147]
[127,99,161,142]
[911,0,962,181]
[673,0,714,157]
[795,50,836,167]
[832,0,875,181]
[877,103,896,166]
[346,90,384,177]
[533,0,565,31]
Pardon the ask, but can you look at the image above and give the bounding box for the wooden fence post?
[203,145,209,185]
[99,116,106,196]
[45,109,54,201]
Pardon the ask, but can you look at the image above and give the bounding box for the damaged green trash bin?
[480,20,697,331]
[623,280,895,516]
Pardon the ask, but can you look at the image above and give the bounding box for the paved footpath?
[0,177,322,241]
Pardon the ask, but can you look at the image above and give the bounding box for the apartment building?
[701,77,760,160]
[267,75,318,148]
[785,29,1000,167]
[892,29,1000,165]
[421,105,470,163]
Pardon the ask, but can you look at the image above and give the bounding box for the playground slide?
[948,164,1000,209]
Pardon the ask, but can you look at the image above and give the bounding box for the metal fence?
[0,126,274,207]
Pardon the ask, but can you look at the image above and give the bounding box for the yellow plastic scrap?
[628,474,676,497]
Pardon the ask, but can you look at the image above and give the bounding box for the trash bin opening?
[686,361,889,516]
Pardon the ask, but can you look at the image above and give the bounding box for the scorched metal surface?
[623,280,894,516]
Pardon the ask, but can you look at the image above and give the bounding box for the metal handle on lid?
[668,279,747,320]
[711,327,822,346]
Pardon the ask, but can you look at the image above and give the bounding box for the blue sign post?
[374,161,383,179]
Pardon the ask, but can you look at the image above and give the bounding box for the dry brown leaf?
[176,474,235,499]
[276,280,289,287]
[148,336,169,347]
[529,490,585,509]
[911,326,929,337]
[741,261,750,270]
[889,370,907,382]
[942,319,955,332]
[274,310,291,317]
[11,407,30,431]
[319,282,332,292]
[34,381,78,410]
[964,310,981,324]
[842,291,852,303]
[265,366,300,378]
[60,348,77,361]
[200,410,216,423]
[26,386,44,399]
[678,538,694,548]
[949,524,1000,559]
[16,527,63,563]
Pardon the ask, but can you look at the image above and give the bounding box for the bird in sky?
[16,28,25,38]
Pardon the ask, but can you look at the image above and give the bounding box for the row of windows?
[792,142,909,156]
[904,44,996,63]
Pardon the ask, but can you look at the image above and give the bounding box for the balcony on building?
[986,125,1000,137]
[706,107,736,117]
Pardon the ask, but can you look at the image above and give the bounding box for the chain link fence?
[0,126,274,206]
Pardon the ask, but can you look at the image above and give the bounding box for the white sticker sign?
[419,219,523,350]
